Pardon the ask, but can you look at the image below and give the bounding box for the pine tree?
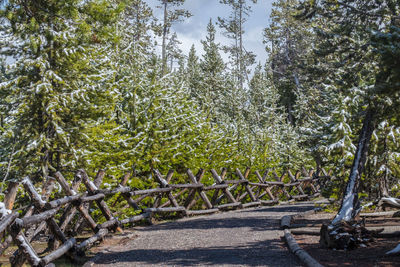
[198,19,227,121]
[166,32,183,72]
[125,0,155,46]
[247,62,309,169]
[0,0,122,180]
[157,0,191,76]
[368,121,400,198]
[186,44,201,99]
[264,0,315,126]
[296,0,400,248]
[218,0,257,91]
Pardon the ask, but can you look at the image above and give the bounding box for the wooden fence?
[0,167,331,266]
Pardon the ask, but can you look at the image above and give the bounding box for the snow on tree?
[156,0,191,76]
[0,0,122,180]
[298,0,400,250]
[166,32,184,71]
[198,19,227,123]
[218,0,257,91]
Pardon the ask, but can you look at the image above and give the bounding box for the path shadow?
[134,204,315,233]
[240,204,315,214]
[136,216,278,232]
[93,239,301,266]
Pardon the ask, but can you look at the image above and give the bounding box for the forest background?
[0,0,399,204]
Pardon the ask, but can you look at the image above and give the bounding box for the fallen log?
[120,213,151,225]
[291,229,320,236]
[144,207,186,213]
[76,229,108,254]
[284,229,323,267]
[215,202,241,209]
[39,238,76,266]
[185,209,219,216]
[281,215,292,229]
[0,212,18,234]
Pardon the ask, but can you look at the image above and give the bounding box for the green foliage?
[5,0,399,219]
[293,0,400,201]
[0,0,122,181]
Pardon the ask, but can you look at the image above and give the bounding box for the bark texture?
[332,108,375,225]
[320,108,376,250]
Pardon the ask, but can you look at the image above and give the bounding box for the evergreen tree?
[297,0,400,246]
[263,0,311,126]
[125,0,155,46]
[218,0,257,91]
[186,44,201,99]
[247,62,309,169]
[0,0,122,180]
[198,19,227,121]
[157,0,191,76]
[166,32,183,71]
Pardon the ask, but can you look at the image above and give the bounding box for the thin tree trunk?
[379,134,390,198]
[320,108,376,249]
[238,1,243,91]
[331,108,375,225]
[161,1,168,76]
[379,172,390,198]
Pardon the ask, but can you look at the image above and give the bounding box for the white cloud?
[145,0,273,69]
[244,25,268,64]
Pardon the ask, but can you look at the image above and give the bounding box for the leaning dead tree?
[320,108,376,250]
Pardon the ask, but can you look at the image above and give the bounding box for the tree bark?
[320,108,376,249]
[4,181,19,211]
[379,133,390,198]
[161,0,168,76]
[331,108,375,225]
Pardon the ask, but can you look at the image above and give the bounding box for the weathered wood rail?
[0,167,330,266]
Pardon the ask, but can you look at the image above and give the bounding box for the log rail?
[0,167,330,266]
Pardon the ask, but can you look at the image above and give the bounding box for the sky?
[146,0,274,66]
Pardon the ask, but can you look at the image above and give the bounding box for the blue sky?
[146,0,274,66]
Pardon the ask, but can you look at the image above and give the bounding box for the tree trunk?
[161,1,168,76]
[379,170,390,199]
[238,1,244,91]
[331,108,375,225]
[379,134,390,198]
[320,108,376,250]
[320,107,375,249]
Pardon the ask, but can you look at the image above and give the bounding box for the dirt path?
[89,203,315,266]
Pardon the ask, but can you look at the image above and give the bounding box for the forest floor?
[292,212,400,267]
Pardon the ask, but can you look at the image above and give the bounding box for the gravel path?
[90,203,315,266]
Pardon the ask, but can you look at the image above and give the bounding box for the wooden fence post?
[54,172,98,233]
[210,169,240,210]
[78,169,123,233]
[186,169,212,209]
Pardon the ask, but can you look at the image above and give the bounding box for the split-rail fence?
[0,167,331,266]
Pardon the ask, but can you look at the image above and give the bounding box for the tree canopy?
[0,1,399,236]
